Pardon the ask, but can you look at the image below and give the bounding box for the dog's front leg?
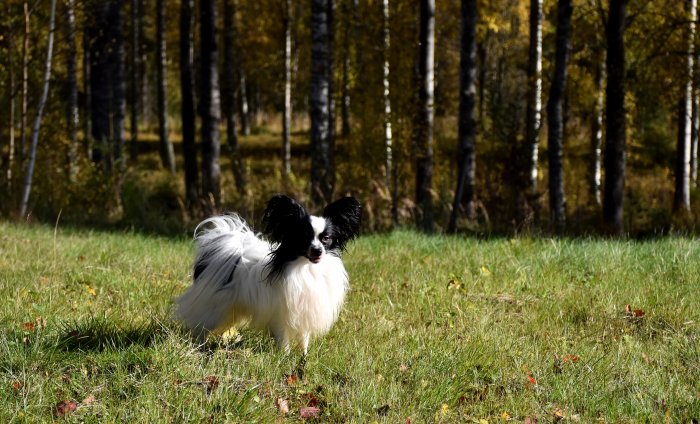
[300,332,310,356]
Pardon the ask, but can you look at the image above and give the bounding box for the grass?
[1,221,699,422]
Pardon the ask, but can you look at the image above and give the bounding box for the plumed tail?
[175,214,270,336]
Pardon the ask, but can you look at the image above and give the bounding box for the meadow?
[1,221,699,422]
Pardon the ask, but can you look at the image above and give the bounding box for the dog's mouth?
[306,255,322,264]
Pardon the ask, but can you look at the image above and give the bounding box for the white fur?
[174,215,348,353]
[309,216,327,253]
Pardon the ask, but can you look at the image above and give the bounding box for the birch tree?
[674,0,696,214]
[283,0,293,180]
[179,0,199,208]
[448,0,477,233]
[525,0,543,194]
[546,0,572,232]
[590,56,604,206]
[603,0,628,234]
[310,0,335,205]
[223,0,245,196]
[130,0,141,161]
[6,23,16,190]
[414,0,435,233]
[381,0,393,185]
[156,0,176,174]
[110,0,126,171]
[19,0,56,218]
[19,2,29,163]
[65,0,79,180]
[239,71,251,136]
[200,0,221,208]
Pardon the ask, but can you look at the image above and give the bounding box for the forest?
[0,0,698,236]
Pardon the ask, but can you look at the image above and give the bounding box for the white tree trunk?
[7,29,16,190]
[675,0,696,213]
[590,57,605,206]
[381,0,393,183]
[19,0,57,218]
[19,2,29,163]
[65,0,79,180]
[525,0,543,193]
[283,0,293,179]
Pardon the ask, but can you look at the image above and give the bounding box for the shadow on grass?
[52,316,169,352]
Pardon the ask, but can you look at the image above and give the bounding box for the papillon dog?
[175,195,361,354]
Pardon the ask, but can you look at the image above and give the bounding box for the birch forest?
[0,0,699,235]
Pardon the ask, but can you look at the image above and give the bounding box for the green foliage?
[1,223,699,421]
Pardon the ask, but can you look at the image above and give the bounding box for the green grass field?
[1,221,698,422]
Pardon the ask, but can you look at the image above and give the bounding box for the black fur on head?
[261,195,361,281]
[323,196,361,252]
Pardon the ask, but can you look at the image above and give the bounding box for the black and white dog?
[175,195,361,354]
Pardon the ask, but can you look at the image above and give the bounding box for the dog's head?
[262,195,361,277]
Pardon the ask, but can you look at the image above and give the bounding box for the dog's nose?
[309,246,323,257]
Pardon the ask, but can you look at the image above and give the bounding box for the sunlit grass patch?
[0,222,698,422]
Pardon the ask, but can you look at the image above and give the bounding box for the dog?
[175,195,361,354]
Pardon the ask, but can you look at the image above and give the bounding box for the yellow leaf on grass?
[84,284,96,296]
[500,411,511,421]
[481,266,491,276]
[441,403,449,415]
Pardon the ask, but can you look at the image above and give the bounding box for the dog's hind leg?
[271,324,290,354]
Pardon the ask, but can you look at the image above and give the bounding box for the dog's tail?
[175,214,269,337]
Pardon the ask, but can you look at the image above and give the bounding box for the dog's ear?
[323,197,361,250]
[262,195,307,243]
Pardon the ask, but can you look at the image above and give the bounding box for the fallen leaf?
[285,373,298,386]
[81,394,96,405]
[78,255,86,262]
[405,418,412,424]
[53,400,77,417]
[275,397,289,415]
[84,284,97,296]
[527,374,537,385]
[481,266,491,276]
[562,355,580,364]
[633,309,645,317]
[202,375,219,395]
[625,304,632,314]
[300,406,320,419]
[523,417,538,424]
[553,407,565,421]
[304,392,320,407]
[441,403,449,415]
[500,411,511,420]
[399,363,408,373]
[12,381,22,392]
[22,322,35,332]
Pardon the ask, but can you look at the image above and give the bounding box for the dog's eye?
[321,235,331,244]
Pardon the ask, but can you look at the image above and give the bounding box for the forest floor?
[1,222,699,422]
